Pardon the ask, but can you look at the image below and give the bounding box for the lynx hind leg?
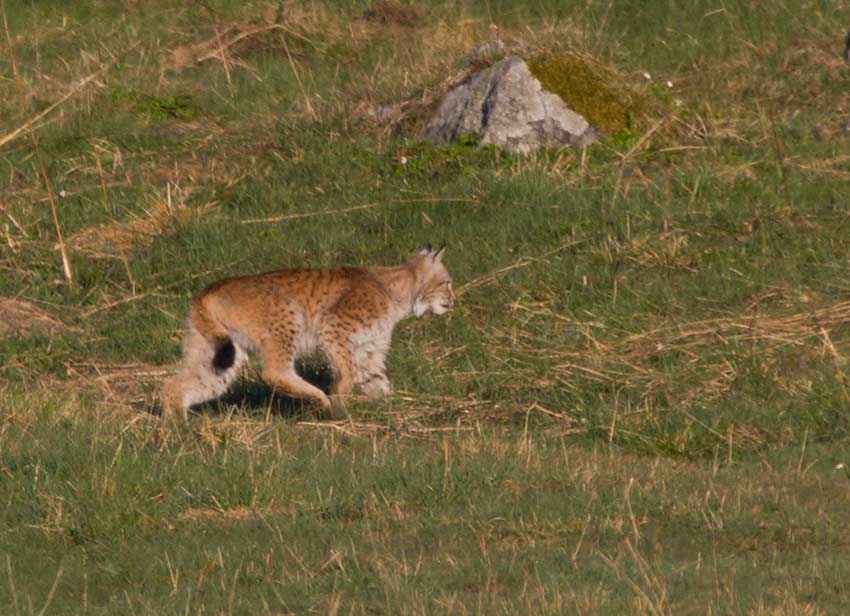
[261,343,332,413]
[162,327,245,420]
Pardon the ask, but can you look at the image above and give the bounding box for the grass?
[2,0,850,613]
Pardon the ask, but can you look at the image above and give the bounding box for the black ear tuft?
[418,244,434,257]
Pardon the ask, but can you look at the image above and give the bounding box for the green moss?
[528,53,646,135]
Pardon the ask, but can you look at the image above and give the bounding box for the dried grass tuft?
[166,22,274,74]
[64,361,171,417]
[361,0,423,29]
[618,299,850,359]
[178,506,257,523]
[163,2,345,75]
[0,298,70,336]
[69,186,215,258]
[503,296,850,408]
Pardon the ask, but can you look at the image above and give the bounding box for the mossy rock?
[528,53,646,136]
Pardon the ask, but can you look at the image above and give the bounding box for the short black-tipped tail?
[212,339,236,373]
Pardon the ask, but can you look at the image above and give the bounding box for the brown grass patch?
[361,1,422,29]
[166,21,282,74]
[69,186,215,258]
[64,360,171,414]
[498,295,850,407]
[614,299,850,359]
[0,298,69,336]
[178,506,257,524]
[163,2,347,75]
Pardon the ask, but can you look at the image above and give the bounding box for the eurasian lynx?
[162,245,454,419]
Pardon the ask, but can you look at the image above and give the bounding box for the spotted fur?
[161,246,454,419]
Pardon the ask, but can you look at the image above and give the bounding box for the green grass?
[4,386,850,614]
[2,0,850,613]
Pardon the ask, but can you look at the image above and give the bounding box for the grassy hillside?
[2,0,850,613]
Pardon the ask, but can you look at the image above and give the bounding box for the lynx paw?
[359,376,392,398]
[161,380,189,421]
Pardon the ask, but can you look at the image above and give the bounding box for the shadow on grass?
[146,361,336,420]
[204,380,313,419]
[207,361,335,419]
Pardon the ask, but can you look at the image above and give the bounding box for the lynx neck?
[371,264,419,320]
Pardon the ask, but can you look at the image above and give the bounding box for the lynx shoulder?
[162,245,454,420]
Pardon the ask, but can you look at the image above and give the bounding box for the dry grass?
[495,294,850,411]
[68,185,215,258]
[162,1,349,77]
[64,361,171,408]
[361,0,422,29]
[0,298,70,336]
[0,53,125,150]
[178,506,259,523]
[625,302,850,353]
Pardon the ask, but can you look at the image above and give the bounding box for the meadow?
[2,0,850,613]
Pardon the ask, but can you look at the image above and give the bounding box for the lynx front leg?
[359,372,392,398]
[354,344,393,398]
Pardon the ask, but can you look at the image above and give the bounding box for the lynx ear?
[417,244,434,257]
[433,244,446,262]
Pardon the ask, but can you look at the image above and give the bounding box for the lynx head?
[411,244,455,317]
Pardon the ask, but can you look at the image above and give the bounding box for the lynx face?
[413,246,455,317]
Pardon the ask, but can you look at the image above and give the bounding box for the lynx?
[161,245,454,419]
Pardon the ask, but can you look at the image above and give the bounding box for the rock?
[844,31,850,64]
[424,56,599,153]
